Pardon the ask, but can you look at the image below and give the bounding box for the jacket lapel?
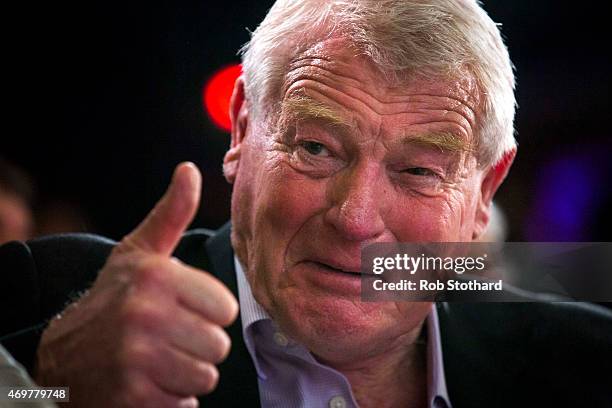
[174,223,260,407]
[436,302,531,407]
[199,222,261,406]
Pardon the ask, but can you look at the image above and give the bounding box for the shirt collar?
[235,256,270,327]
[427,302,452,408]
[234,256,451,407]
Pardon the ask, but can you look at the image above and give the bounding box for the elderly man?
[1,1,611,407]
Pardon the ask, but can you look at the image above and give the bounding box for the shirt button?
[273,332,289,347]
[329,396,347,408]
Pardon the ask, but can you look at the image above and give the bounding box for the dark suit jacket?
[1,223,611,407]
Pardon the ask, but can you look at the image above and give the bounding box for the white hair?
[240,0,516,166]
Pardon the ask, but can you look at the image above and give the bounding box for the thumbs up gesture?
[35,163,239,408]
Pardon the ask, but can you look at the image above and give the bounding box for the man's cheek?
[386,196,454,241]
[261,163,328,228]
[442,184,481,240]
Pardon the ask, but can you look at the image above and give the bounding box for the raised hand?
[35,163,238,408]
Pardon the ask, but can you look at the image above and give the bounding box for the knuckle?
[121,341,153,370]
[121,300,164,328]
[134,257,169,286]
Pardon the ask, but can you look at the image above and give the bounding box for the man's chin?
[275,294,395,359]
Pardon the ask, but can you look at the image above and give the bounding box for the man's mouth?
[310,260,360,276]
[295,258,369,296]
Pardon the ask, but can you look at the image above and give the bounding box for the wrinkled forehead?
[272,37,481,153]
[280,37,482,115]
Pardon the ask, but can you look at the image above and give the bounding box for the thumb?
[122,162,202,256]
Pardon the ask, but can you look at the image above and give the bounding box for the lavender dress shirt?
[235,258,452,408]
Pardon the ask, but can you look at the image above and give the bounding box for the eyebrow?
[281,94,353,130]
[402,132,472,154]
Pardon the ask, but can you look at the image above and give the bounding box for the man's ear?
[223,75,249,184]
[472,148,516,240]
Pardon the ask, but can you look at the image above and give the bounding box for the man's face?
[226,38,496,363]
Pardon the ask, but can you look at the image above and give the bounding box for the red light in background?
[203,64,241,132]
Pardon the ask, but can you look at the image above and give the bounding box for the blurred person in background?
[35,198,90,237]
[0,158,34,245]
[477,202,508,243]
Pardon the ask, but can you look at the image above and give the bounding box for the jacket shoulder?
[2,230,217,324]
[438,302,612,407]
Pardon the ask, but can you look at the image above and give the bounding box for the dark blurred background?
[2,0,611,242]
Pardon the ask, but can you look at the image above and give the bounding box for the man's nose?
[324,164,386,242]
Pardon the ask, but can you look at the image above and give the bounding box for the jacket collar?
[199,222,261,406]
